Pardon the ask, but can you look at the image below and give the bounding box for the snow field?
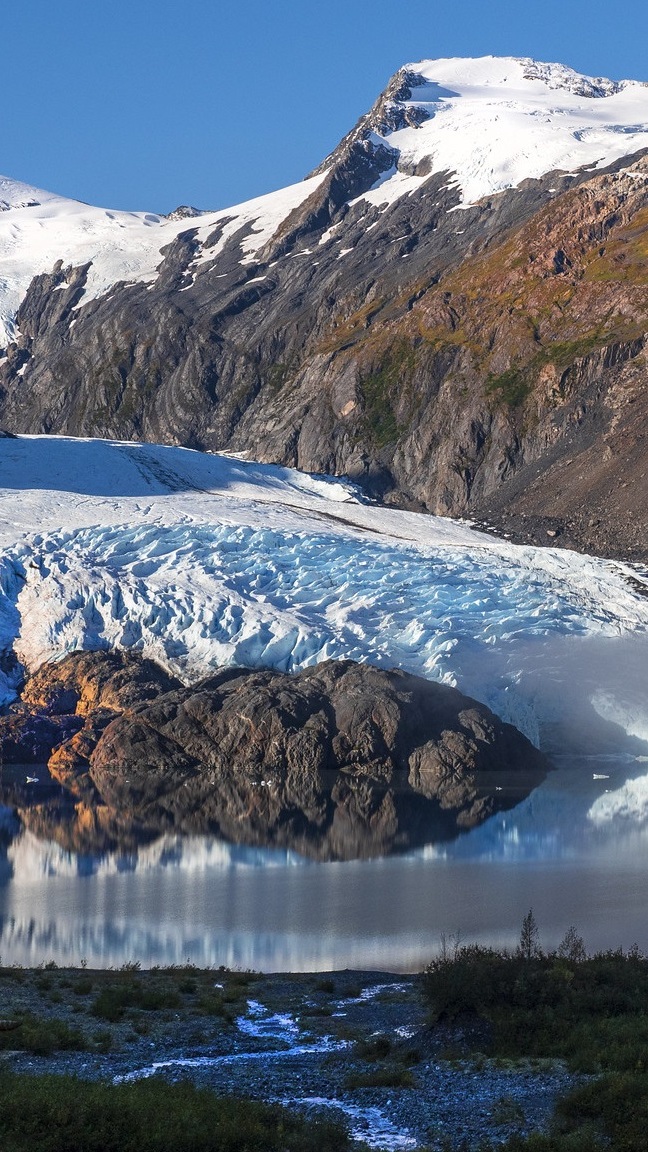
[0,172,327,345]
[359,55,648,209]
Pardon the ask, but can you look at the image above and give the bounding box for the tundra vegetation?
[0,963,349,1151]
[1,920,648,1150]
[425,912,648,1150]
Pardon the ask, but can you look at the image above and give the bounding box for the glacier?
[1,435,647,751]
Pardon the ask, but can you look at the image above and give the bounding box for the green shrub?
[0,1072,351,1152]
[0,1015,85,1056]
[491,1095,526,1127]
[0,965,26,983]
[93,1028,113,1053]
[90,980,181,1022]
[177,977,197,995]
[314,978,336,994]
[485,366,531,407]
[356,1035,392,1061]
[424,945,648,1062]
[424,938,648,1152]
[358,340,413,446]
[196,992,228,1017]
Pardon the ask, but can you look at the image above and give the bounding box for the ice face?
[1,435,647,751]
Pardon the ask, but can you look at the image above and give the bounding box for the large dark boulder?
[0,711,82,763]
[1,652,548,860]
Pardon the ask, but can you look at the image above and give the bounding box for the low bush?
[491,1095,526,1127]
[196,992,230,1018]
[90,980,181,1022]
[424,932,648,1151]
[0,1015,85,1056]
[424,944,648,1064]
[314,978,336,994]
[0,1071,351,1152]
[356,1034,392,1061]
[177,977,197,995]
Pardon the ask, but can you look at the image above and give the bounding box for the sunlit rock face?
[0,652,548,861]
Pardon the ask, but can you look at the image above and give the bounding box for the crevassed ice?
[1,437,647,748]
[1,515,647,747]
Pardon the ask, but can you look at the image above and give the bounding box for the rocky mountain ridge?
[1,57,648,559]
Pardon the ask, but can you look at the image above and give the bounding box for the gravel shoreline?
[1,968,575,1150]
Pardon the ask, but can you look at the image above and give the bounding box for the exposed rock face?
[2,70,647,559]
[21,649,180,715]
[0,712,81,763]
[0,653,548,861]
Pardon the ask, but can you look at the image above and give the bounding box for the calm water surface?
[1,752,648,969]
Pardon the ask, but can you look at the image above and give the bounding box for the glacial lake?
[2,751,648,970]
[2,442,648,971]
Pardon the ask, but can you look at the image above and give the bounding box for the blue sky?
[6,0,648,213]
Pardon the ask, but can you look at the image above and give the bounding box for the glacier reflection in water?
[2,752,648,969]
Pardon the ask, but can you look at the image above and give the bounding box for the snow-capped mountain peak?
[1,56,647,351]
[349,55,648,208]
[514,57,625,98]
[0,174,59,212]
[0,169,326,346]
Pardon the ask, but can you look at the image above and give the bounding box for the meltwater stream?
[114,994,417,1150]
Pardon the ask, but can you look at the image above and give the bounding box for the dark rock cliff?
[1,69,647,560]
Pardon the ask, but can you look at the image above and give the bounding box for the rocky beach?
[0,965,574,1150]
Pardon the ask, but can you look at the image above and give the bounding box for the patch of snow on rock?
[0,171,326,344]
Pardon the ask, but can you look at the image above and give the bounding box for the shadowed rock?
[0,652,549,860]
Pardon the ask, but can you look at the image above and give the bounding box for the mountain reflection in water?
[0,760,543,863]
[1,751,648,969]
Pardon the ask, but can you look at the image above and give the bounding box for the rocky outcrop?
[0,652,548,860]
[21,649,180,715]
[0,711,82,763]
